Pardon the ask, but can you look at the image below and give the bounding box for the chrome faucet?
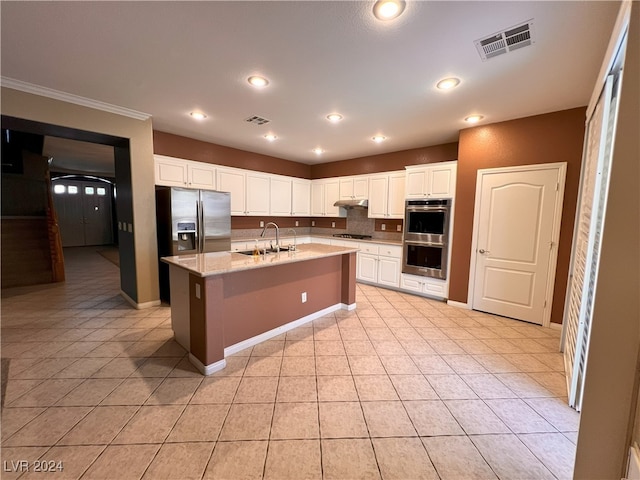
[286,228,297,251]
[260,222,280,251]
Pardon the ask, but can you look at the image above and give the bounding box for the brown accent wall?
[153,130,311,179]
[310,143,458,179]
[310,217,347,229]
[231,216,312,230]
[374,218,403,233]
[449,107,586,324]
[220,255,347,346]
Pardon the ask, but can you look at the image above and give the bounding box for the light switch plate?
[381,224,386,231]
[397,225,402,232]
[259,221,264,228]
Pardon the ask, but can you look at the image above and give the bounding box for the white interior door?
[471,165,565,325]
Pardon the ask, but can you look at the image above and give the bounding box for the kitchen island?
[161,243,358,375]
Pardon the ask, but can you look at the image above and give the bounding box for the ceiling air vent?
[245,115,270,126]
[475,19,535,61]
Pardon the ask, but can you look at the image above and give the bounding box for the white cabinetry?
[405,161,457,199]
[291,179,311,216]
[311,179,345,217]
[217,167,246,215]
[270,176,292,216]
[400,273,448,299]
[356,243,402,288]
[216,167,270,216]
[368,171,405,219]
[339,176,369,200]
[155,155,217,190]
[246,172,270,216]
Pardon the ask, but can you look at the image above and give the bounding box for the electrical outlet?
[259,221,264,228]
[397,225,402,232]
[381,224,386,231]
[331,222,336,228]
[195,284,201,299]
[295,220,299,227]
[301,292,307,303]
[312,220,315,227]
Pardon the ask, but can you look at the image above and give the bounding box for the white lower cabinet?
[401,273,448,299]
[356,244,402,288]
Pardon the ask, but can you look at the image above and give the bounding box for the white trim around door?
[467,162,567,328]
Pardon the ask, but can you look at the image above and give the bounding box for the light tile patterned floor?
[1,247,579,479]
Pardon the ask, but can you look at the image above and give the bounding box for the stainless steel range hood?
[333,199,369,209]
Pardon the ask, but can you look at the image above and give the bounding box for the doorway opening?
[1,115,136,301]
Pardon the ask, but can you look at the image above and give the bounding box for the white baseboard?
[189,353,226,376]
[549,322,562,330]
[225,303,344,356]
[447,300,470,310]
[120,290,161,310]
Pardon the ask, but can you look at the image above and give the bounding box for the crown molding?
[1,77,151,121]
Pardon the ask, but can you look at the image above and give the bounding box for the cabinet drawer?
[379,245,402,258]
[423,281,446,296]
[358,243,379,255]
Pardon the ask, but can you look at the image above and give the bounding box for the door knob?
[479,249,489,254]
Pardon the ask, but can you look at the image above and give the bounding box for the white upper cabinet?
[155,155,189,187]
[368,171,405,219]
[311,179,346,217]
[291,179,311,216]
[187,161,217,190]
[270,176,293,216]
[339,175,369,200]
[217,166,246,215]
[311,182,324,216]
[324,180,341,216]
[245,171,270,216]
[405,161,457,199]
[155,155,217,190]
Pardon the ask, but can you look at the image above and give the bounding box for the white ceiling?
[1,1,620,165]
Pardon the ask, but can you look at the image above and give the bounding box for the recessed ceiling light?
[247,75,269,88]
[436,77,461,90]
[190,112,207,120]
[465,115,484,124]
[326,113,343,123]
[372,135,386,143]
[313,148,324,155]
[264,134,277,142]
[373,0,406,20]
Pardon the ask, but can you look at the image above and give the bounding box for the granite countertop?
[161,243,359,277]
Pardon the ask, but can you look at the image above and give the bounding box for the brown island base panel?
[161,244,358,374]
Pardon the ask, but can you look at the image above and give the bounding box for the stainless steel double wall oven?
[402,199,452,279]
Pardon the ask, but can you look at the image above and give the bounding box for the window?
[68,186,78,194]
[85,186,95,195]
[97,187,106,196]
[53,184,65,194]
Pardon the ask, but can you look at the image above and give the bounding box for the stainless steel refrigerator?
[156,186,231,302]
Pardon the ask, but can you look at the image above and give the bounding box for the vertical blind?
[562,71,621,411]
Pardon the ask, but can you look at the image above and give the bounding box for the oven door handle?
[405,241,445,248]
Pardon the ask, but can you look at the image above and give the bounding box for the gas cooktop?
[332,234,372,240]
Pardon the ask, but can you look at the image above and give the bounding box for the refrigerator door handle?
[199,199,205,253]
[195,200,201,253]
